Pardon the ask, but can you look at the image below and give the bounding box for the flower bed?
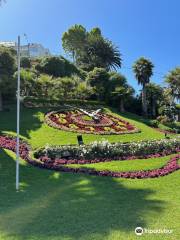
[0,135,179,179]
[45,109,139,135]
[34,138,180,164]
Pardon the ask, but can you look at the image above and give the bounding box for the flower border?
[0,135,179,179]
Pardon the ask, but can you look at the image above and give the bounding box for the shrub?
[23,96,105,109]
[148,120,159,128]
[157,115,170,124]
[21,57,31,68]
[35,56,80,77]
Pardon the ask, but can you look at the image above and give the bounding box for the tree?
[0,47,16,111]
[133,57,154,116]
[158,87,178,121]
[35,56,79,77]
[53,77,78,99]
[62,25,121,71]
[89,27,102,36]
[165,67,180,102]
[36,74,53,98]
[62,24,87,61]
[76,81,93,100]
[108,72,134,112]
[77,34,121,71]
[14,69,36,96]
[146,83,163,117]
[86,68,109,101]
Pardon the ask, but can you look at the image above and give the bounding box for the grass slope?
[0,149,179,240]
[0,105,166,149]
[67,155,176,172]
[0,105,179,240]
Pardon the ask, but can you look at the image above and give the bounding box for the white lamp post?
[16,35,21,191]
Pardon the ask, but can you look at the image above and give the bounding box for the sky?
[0,0,179,93]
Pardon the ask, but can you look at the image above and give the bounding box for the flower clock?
[45,109,139,135]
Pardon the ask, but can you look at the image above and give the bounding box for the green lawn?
[0,105,179,240]
[0,105,166,149]
[67,155,176,172]
[0,149,179,240]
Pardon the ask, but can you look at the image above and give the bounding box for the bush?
[23,96,105,109]
[157,115,180,133]
[157,115,170,125]
[148,120,159,128]
[86,67,109,100]
[35,56,80,77]
[21,57,31,68]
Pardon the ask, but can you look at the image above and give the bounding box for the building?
[0,41,51,58]
[0,41,16,48]
[20,43,51,58]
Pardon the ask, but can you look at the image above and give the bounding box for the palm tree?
[165,67,180,102]
[133,57,154,116]
[146,83,163,117]
[78,36,121,71]
[109,72,134,112]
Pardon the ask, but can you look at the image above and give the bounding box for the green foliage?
[86,68,109,100]
[89,27,102,36]
[62,24,121,71]
[77,34,121,71]
[36,74,54,98]
[157,115,180,133]
[21,57,31,68]
[160,103,178,121]
[148,119,159,128]
[76,81,93,100]
[23,97,105,109]
[133,57,154,116]
[106,72,134,111]
[165,67,180,101]
[35,56,79,77]
[109,72,126,87]
[62,24,87,60]
[0,47,16,110]
[157,115,170,124]
[52,77,78,99]
[146,82,163,117]
[132,57,154,86]
[0,46,16,76]
[14,69,36,96]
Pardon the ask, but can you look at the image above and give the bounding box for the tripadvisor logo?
[135,227,143,236]
[135,227,173,236]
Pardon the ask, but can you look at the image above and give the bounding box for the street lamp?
[16,35,21,191]
[24,33,30,58]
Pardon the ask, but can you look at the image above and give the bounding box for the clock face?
[45,109,139,135]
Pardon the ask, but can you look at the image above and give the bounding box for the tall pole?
[16,36,21,191]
